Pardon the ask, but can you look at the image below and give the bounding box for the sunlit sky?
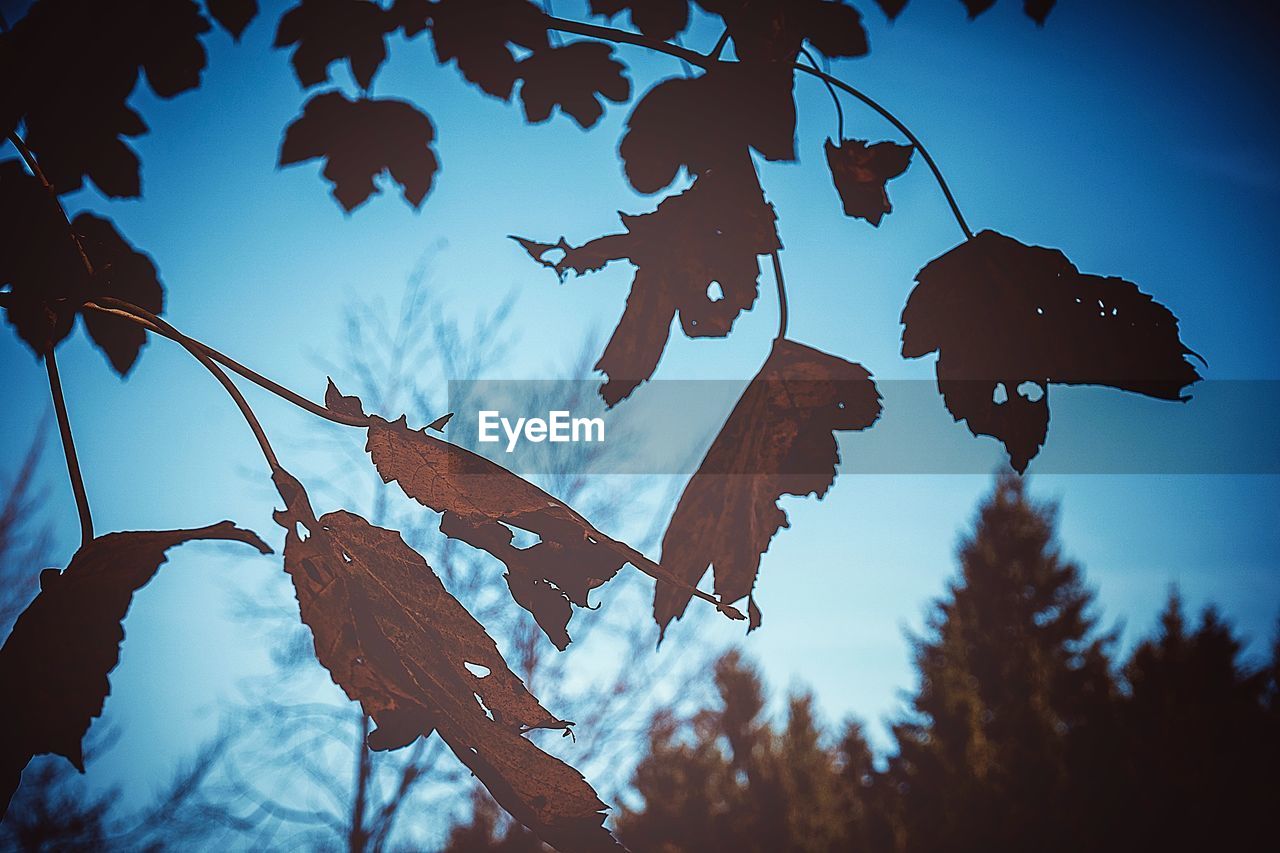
[2,0,1279,815]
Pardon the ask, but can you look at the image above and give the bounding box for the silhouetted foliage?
[824,138,913,226]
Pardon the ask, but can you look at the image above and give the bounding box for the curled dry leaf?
[516,42,630,129]
[0,522,271,816]
[824,138,913,226]
[901,230,1201,472]
[655,338,882,637]
[280,91,439,212]
[274,0,395,90]
[515,158,780,406]
[271,468,623,851]
[324,383,742,648]
[588,0,691,41]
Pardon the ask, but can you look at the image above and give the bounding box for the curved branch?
[771,251,789,341]
[45,350,93,547]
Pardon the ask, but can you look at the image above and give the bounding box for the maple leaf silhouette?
[280,91,439,212]
[0,522,270,817]
[0,164,166,376]
[274,0,394,90]
[654,339,881,637]
[0,0,212,195]
[271,469,623,851]
[516,42,630,129]
[696,0,868,64]
[620,63,796,193]
[588,0,691,41]
[516,157,780,406]
[901,230,1202,472]
[425,0,551,100]
[824,138,913,226]
[206,0,259,41]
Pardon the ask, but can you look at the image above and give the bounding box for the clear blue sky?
[2,0,1278,806]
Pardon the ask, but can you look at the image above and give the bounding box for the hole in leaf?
[473,693,494,721]
[707,281,724,302]
[1016,381,1045,403]
[992,382,1009,405]
[464,661,491,678]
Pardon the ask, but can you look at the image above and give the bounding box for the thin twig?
[800,47,843,141]
[771,251,788,341]
[6,133,95,273]
[707,28,730,60]
[45,350,93,547]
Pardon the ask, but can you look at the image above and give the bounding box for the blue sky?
[2,0,1279,811]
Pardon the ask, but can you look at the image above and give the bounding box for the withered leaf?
[280,90,439,212]
[588,0,690,41]
[0,522,270,816]
[0,163,166,376]
[655,338,881,637]
[516,43,630,129]
[696,0,868,64]
[619,63,796,194]
[428,0,550,100]
[901,230,1201,472]
[274,0,394,90]
[515,159,780,406]
[271,469,622,851]
[1,0,210,196]
[206,0,259,40]
[824,138,913,226]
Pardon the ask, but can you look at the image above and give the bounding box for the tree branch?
[45,349,93,547]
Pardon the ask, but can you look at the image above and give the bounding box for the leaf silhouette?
[654,338,881,636]
[901,230,1202,472]
[0,163,166,375]
[516,158,780,406]
[274,0,394,90]
[280,90,439,212]
[697,0,869,64]
[206,0,259,40]
[426,0,550,100]
[73,213,166,377]
[0,0,211,195]
[588,0,690,41]
[271,469,622,851]
[619,63,796,193]
[960,0,1054,22]
[0,522,270,817]
[873,0,908,18]
[824,138,913,226]
[516,42,630,129]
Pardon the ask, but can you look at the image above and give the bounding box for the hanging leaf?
[874,0,908,18]
[588,0,690,41]
[960,0,996,16]
[695,0,868,64]
[0,163,166,376]
[958,0,1054,21]
[824,138,913,226]
[516,42,630,129]
[324,384,743,648]
[654,338,881,637]
[280,91,439,212]
[901,230,1202,472]
[426,0,550,100]
[619,63,796,194]
[0,0,211,195]
[206,0,259,40]
[274,0,394,90]
[515,157,780,406]
[271,468,623,851]
[0,522,270,817]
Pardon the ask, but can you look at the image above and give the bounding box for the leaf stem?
[800,48,844,141]
[45,349,94,547]
[771,251,788,341]
[542,16,974,239]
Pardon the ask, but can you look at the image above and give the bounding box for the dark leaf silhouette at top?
[697,0,869,64]
[619,63,796,194]
[0,522,270,817]
[206,0,259,40]
[0,0,212,195]
[274,0,394,90]
[0,162,167,376]
[588,0,691,41]
[654,338,881,637]
[901,230,1201,472]
[424,0,551,100]
[515,157,780,406]
[873,0,908,18]
[516,43,630,129]
[271,468,623,851]
[824,138,913,226]
[960,0,1054,22]
[280,91,439,212]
